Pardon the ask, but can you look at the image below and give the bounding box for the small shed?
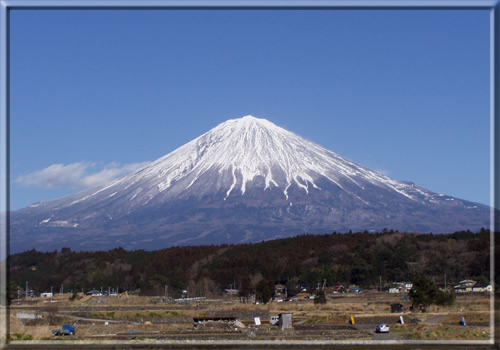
[391,303,403,313]
[278,313,293,330]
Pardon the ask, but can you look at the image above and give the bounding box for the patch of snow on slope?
[39,215,53,224]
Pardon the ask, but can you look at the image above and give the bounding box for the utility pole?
[61,284,63,296]
[26,282,28,298]
[51,286,53,301]
[444,274,447,289]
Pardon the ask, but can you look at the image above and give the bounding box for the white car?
[376,323,390,333]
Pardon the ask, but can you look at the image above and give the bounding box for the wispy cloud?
[14,161,149,189]
[375,168,390,176]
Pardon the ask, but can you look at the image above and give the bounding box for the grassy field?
[6,291,492,344]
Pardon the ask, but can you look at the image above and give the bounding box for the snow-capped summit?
[10,115,491,253]
[82,115,419,204]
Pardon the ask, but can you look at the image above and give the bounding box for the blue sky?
[9,8,491,210]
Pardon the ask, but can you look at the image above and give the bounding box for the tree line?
[7,229,493,302]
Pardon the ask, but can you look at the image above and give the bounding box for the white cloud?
[14,161,149,189]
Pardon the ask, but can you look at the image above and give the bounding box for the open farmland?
[6,290,493,348]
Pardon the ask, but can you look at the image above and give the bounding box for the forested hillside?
[8,229,492,298]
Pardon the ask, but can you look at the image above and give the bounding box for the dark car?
[52,324,75,336]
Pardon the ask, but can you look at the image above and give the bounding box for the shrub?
[314,290,327,304]
[435,289,456,306]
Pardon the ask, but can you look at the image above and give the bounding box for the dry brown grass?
[391,323,491,340]
[441,312,491,324]
[7,292,492,341]
[8,314,52,340]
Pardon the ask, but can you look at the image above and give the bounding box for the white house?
[86,289,102,296]
[389,282,413,293]
[454,280,477,293]
[394,282,413,292]
[472,285,492,293]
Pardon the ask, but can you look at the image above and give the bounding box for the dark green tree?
[350,259,372,286]
[318,251,332,266]
[409,274,444,312]
[285,279,299,298]
[314,290,327,304]
[6,281,19,305]
[255,279,272,304]
[239,274,252,303]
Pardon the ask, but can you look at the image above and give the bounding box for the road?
[53,312,141,325]
[354,323,402,341]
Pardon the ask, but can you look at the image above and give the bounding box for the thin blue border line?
[0,1,498,348]
[0,0,7,347]
[0,0,498,8]
[490,1,500,347]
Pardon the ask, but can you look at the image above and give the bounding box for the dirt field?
[5,291,492,345]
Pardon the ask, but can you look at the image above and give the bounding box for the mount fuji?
[10,115,490,252]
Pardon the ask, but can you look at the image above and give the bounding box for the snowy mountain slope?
[10,115,491,252]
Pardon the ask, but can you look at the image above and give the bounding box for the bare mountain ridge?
[10,115,490,252]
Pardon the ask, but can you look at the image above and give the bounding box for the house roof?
[458,280,476,285]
